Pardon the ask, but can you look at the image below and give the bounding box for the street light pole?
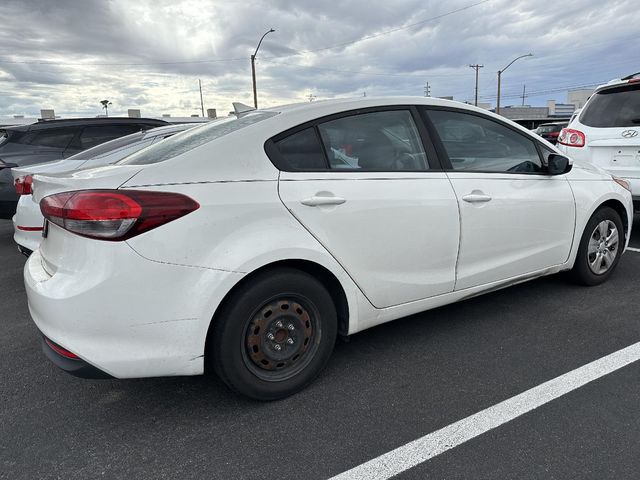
[251,28,275,109]
[496,53,533,115]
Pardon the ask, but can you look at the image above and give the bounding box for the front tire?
[209,268,337,400]
[571,206,624,286]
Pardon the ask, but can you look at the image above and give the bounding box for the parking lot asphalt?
[1,217,639,480]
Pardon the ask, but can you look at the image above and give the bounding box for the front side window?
[318,110,428,171]
[428,110,543,173]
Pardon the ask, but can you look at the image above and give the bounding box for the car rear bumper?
[24,246,243,379]
[41,335,113,379]
[12,212,43,253]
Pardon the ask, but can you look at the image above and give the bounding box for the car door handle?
[300,195,346,207]
[462,191,492,203]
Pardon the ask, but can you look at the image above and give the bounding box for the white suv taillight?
[14,175,33,195]
[558,128,586,147]
[40,190,199,241]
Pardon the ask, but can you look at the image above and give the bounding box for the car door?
[423,107,576,291]
[273,107,460,309]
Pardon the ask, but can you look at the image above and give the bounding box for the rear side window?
[21,128,77,149]
[270,109,429,171]
[67,131,146,160]
[74,125,143,150]
[428,109,543,173]
[580,84,640,128]
[274,128,326,170]
[120,112,278,165]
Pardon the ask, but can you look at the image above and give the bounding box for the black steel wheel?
[209,268,337,400]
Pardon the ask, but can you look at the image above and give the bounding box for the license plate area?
[611,148,638,166]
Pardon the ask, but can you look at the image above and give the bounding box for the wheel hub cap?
[245,299,313,371]
[587,219,619,275]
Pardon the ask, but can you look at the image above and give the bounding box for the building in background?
[567,88,594,109]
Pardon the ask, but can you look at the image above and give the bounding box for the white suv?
[557,73,640,207]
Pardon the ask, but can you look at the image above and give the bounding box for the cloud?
[0,0,638,117]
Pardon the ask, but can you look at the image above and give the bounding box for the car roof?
[6,117,169,132]
[256,95,507,127]
[248,95,539,141]
[595,72,640,93]
[263,96,477,114]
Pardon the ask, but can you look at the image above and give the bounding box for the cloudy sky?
[0,0,638,118]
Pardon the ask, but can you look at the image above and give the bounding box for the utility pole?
[198,79,205,117]
[469,64,483,106]
[424,82,431,97]
[521,84,526,106]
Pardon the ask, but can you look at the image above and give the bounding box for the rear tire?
[570,207,624,286]
[209,268,337,400]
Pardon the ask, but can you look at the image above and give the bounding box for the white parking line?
[626,247,640,253]
[330,342,640,480]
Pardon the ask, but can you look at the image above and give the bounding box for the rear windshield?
[119,112,278,165]
[580,83,640,128]
[67,131,146,160]
[538,124,564,133]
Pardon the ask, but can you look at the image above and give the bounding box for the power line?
[477,80,607,101]
[266,61,474,78]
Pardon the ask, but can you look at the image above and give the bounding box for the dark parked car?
[0,117,168,218]
[534,121,568,145]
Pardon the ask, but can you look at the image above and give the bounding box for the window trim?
[264,105,443,173]
[420,106,552,176]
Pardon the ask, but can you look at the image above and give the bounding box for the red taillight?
[548,131,560,138]
[40,190,199,241]
[14,175,33,195]
[44,337,80,360]
[558,128,585,147]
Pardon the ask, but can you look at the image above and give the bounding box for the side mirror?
[547,154,572,175]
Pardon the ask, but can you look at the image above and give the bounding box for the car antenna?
[232,102,256,118]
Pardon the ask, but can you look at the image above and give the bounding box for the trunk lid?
[32,164,144,203]
[33,164,145,274]
[582,129,640,178]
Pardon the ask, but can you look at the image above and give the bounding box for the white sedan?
[11,122,200,254]
[24,97,632,400]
